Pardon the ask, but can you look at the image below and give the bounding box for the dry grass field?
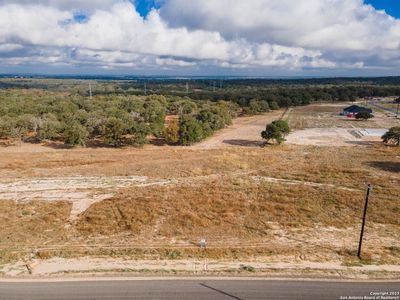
[0,104,399,277]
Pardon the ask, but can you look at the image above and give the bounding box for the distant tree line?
[1,77,400,147]
[111,84,400,111]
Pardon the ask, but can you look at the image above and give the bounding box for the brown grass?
[0,124,399,265]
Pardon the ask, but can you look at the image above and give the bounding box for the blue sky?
[364,0,400,18]
[0,0,399,76]
[135,0,163,17]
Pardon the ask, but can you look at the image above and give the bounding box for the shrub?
[0,116,13,138]
[179,115,204,145]
[355,111,373,120]
[382,127,400,146]
[125,122,150,146]
[62,120,88,146]
[269,101,280,110]
[163,121,180,145]
[196,109,225,137]
[248,99,270,113]
[105,117,127,147]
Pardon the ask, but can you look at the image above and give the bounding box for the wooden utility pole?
[357,184,372,259]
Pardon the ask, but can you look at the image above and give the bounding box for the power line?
[357,184,372,259]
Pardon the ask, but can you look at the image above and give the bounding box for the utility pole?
[357,184,372,259]
[89,83,92,100]
[144,82,147,96]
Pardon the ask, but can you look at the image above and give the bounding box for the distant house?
[342,105,373,117]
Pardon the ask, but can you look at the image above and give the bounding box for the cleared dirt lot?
[191,103,399,149]
[286,103,399,146]
[288,102,399,130]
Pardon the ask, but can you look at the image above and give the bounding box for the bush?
[125,122,150,146]
[0,116,13,139]
[163,121,180,145]
[179,115,204,146]
[104,117,149,147]
[37,114,62,141]
[248,99,270,113]
[62,120,88,146]
[142,98,166,136]
[382,127,400,146]
[196,109,225,137]
[269,101,280,110]
[356,112,373,120]
[105,117,127,147]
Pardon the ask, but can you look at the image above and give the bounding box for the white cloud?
[0,0,399,73]
[0,43,23,52]
[0,0,117,11]
[161,0,400,51]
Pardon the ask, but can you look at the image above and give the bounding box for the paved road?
[369,101,399,115]
[0,280,399,300]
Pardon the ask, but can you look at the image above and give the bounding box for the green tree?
[63,120,88,146]
[167,99,197,115]
[269,101,280,110]
[105,117,127,147]
[382,127,400,146]
[196,109,225,137]
[37,114,61,141]
[0,116,13,139]
[86,111,107,137]
[125,121,149,146]
[261,120,290,145]
[249,99,270,113]
[142,99,166,136]
[355,112,373,120]
[179,115,204,146]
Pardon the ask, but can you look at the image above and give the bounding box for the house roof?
[343,105,372,113]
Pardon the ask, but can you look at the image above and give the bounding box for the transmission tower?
[89,83,92,99]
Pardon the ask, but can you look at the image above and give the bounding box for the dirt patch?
[286,128,382,146]
[0,176,175,221]
[4,257,396,279]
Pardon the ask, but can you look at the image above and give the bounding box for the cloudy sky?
[0,0,399,76]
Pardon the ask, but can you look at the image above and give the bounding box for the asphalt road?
[0,280,399,300]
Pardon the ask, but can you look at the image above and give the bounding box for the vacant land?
[194,110,284,149]
[0,103,399,278]
[286,102,399,146]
